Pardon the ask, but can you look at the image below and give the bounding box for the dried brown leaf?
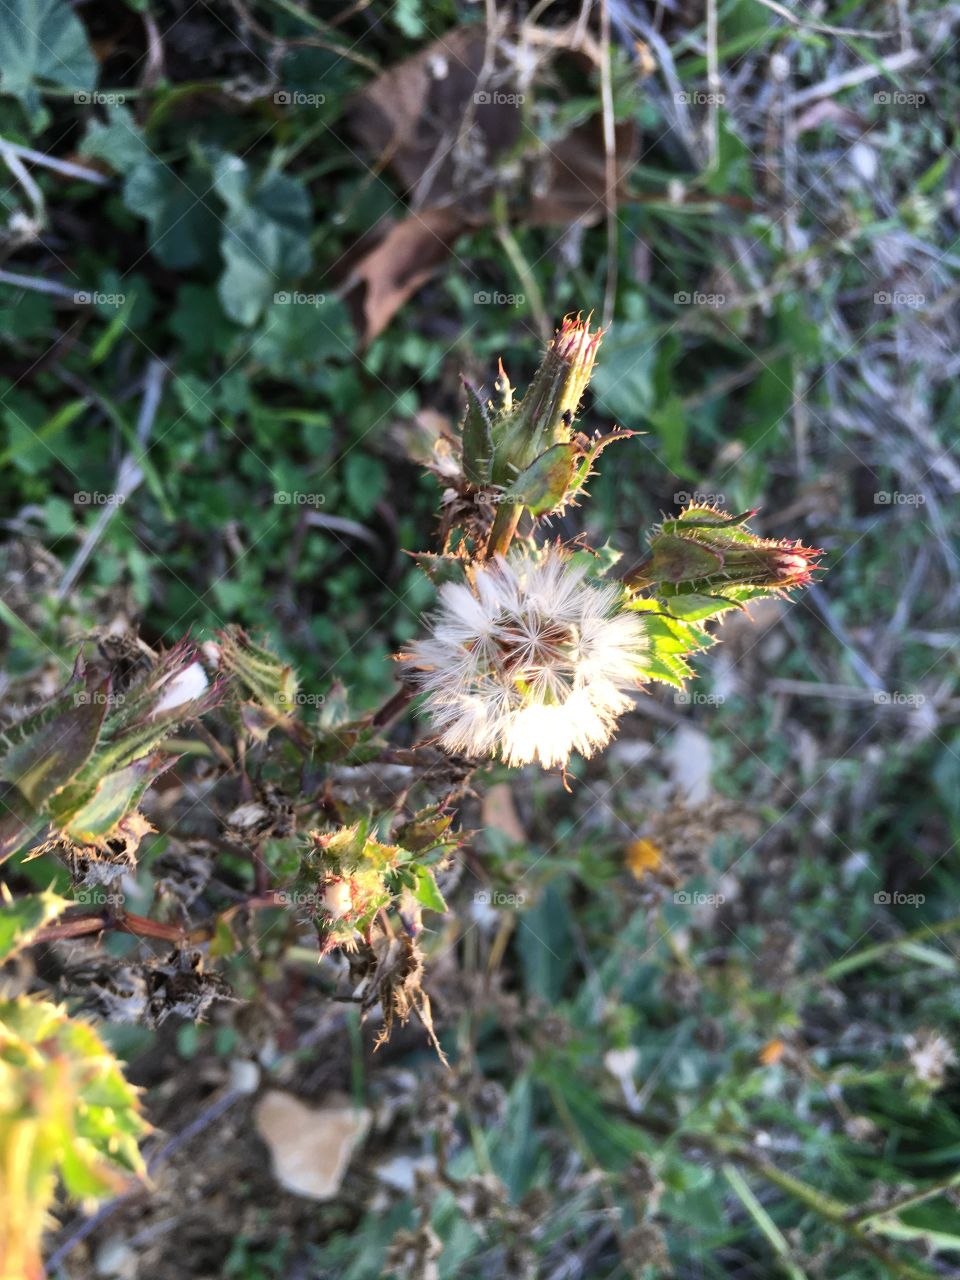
[346,207,467,345]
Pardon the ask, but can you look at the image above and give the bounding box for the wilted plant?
[0,317,821,1274]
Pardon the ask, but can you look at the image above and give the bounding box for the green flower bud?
[629,504,822,595]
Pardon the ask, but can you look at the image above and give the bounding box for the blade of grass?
[89,294,139,367]
[96,388,174,522]
[723,1162,809,1280]
[0,398,88,469]
[819,916,960,982]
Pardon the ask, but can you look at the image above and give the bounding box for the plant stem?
[851,1168,960,1225]
[35,910,185,944]
[620,1114,943,1280]
[486,502,521,558]
[723,1162,809,1280]
[817,913,960,982]
[728,1146,942,1280]
[492,210,549,341]
[34,895,292,946]
[371,684,415,728]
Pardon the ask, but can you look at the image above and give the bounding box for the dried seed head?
[150,661,209,717]
[404,547,646,769]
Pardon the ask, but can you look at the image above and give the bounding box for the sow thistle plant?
[407,314,819,767]
[0,316,820,1275]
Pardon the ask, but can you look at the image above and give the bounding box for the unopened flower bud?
[629,505,821,595]
[497,313,603,478]
[215,627,300,730]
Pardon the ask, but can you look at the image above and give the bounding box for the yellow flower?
[626,838,663,879]
[759,1038,786,1066]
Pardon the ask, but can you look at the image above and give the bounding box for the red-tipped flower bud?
[629,504,822,596]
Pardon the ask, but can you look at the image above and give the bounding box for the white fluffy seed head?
[405,548,647,768]
[150,661,209,718]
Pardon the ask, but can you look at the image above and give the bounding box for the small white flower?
[604,1046,639,1080]
[321,878,354,920]
[150,661,209,718]
[905,1029,956,1088]
[405,547,646,768]
[226,802,269,830]
[200,640,222,668]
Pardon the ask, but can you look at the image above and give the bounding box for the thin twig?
[802,584,886,692]
[228,0,380,71]
[35,910,185,945]
[598,0,619,328]
[0,137,112,185]
[752,0,894,40]
[851,1168,960,1226]
[57,359,166,600]
[0,141,45,215]
[705,0,720,171]
[371,684,416,728]
[34,891,292,948]
[0,270,81,300]
[784,49,920,110]
[494,215,550,341]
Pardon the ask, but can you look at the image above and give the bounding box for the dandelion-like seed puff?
[405,547,647,768]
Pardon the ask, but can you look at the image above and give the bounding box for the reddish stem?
[35,910,185,945]
[117,911,186,942]
[371,684,415,728]
[33,894,292,947]
[35,913,108,941]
